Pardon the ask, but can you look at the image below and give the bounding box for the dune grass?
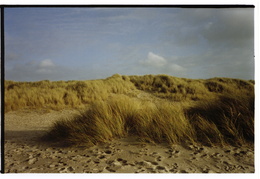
[44,87,254,147]
[44,95,195,146]
[5,74,253,112]
[186,92,254,146]
[129,74,254,102]
[5,74,254,147]
[4,74,137,112]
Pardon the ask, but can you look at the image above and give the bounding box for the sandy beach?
[3,5,256,177]
[4,109,254,173]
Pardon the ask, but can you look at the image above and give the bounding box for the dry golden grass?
[129,74,253,102]
[5,74,254,147]
[44,95,195,146]
[5,74,137,112]
[186,93,254,146]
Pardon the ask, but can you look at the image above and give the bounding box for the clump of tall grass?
[186,92,254,146]
[44,83,254,147]
[131,101,195,144]
[44,95,195,146]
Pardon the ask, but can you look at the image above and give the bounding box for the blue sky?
[4,7,254,81]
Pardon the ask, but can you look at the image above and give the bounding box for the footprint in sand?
[98,155,106,160]
[146,168,156,173]
[211,152,224,158]
[117,158,128,166]
[149,152,158,157]
[150,161,159,165]
[139,148,149,156]
[167,149,180,158]
[156,165,167,171]
[104,150,112,155]
[59,166,75,173]
[135,168,146,173]
[93,159,100,164]
[234,150,247,157]
[105,158,128,172]
[139,160,169,173]
[200,154,209,158]
[105,167,116,173]
[169,163,178,173]
[217,160,245,172]
[156,156,163,162]
[202,167,214,173]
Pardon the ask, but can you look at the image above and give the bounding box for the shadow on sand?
[5,130,69,149]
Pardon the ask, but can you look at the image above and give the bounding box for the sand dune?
[5,109,254,173]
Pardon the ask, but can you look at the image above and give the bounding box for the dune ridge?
[4,74,254,173]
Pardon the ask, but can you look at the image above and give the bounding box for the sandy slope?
[5,109,254,173]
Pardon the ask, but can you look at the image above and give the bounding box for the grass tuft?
[45,90,253,147]
[45,95,195,146]
[186,92,254,146]
[6,74,254,147]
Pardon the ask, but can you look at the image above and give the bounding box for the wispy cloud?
[5,58,110,81]
[142,52,167,68]
[39,59,55,68]
[36,59,56,74]
[5,8,254,81]
[140,52,186,76]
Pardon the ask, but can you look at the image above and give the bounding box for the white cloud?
[5,58,104,81]
[142,52,167,67]
[139,52,186,76]
[36,59,56,74]
[5,8,254,81]
[39,59,55,68]
[168,63,185,72]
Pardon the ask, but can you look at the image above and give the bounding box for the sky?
[4,7,255,81]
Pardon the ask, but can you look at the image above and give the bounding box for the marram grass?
[44,95,196,146]
[5,74,254,146]
[186,93,254,146]
[5,74,253,112]
[44,91,254,147]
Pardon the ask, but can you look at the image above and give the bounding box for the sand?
[4,109,254,173]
